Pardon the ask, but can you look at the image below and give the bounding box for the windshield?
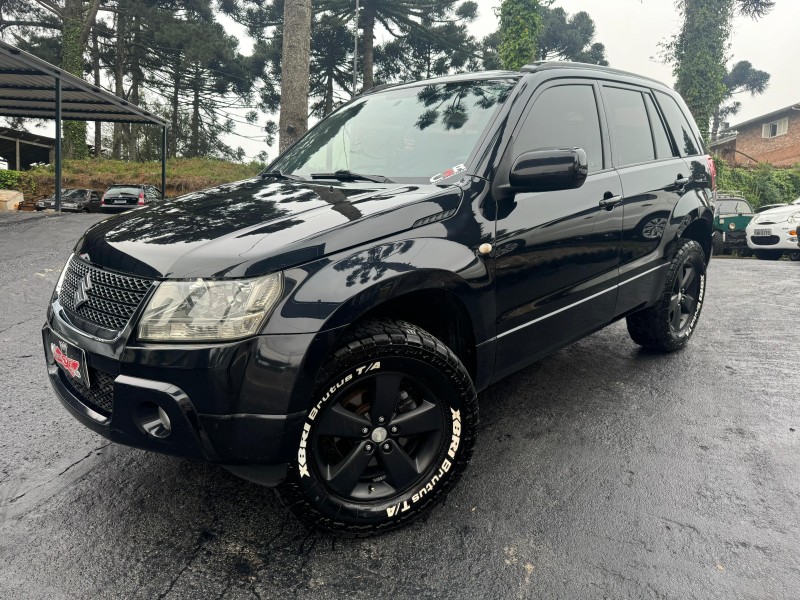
[270,78,518,183]
[106,186,141,196]
[716,199,751,214]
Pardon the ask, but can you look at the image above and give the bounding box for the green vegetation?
[9,158,262,200]
[0,170,22,190]
[497,0,549,71]
[716,160,800,208]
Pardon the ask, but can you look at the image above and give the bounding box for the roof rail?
[716,190,746,199]
[520,61,668,87]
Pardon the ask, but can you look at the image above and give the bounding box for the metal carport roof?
[0,41,168,210]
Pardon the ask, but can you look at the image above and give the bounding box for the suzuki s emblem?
[74,273,93,309]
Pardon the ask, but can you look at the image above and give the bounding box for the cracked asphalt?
[1,212,799,599]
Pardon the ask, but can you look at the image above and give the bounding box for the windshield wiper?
[260,170,306,182]
[310,170,392,183]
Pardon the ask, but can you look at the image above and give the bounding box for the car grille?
[750,235,780,246]
[60,366,115,417]
[59,256,154,333]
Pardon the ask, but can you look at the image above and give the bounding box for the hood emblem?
[74,273,93,309]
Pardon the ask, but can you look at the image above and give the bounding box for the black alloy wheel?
[278,319,477,537]
[626,239,706,352]
[668,261,701,335]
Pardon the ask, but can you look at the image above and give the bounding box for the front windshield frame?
[268,76,521,185]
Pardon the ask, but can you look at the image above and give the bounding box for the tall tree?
[537,6,608,65]
[376,16,480,83]
[279,0,313,152]
[315,0,477,92]
[497,0,550,71]
[712,60,770,139]
[667,0,774,138]
[310,14,353,117]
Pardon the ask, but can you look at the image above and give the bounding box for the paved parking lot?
[1,212,799,599]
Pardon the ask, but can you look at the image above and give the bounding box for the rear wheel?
[626,239,706,352]
[278,319,477,537]
[754,250,782,261]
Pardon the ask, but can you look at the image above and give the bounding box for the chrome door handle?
[599,194,623,210]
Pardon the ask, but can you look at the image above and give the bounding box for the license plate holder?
[48,331,90,387]
[754,228,772,236]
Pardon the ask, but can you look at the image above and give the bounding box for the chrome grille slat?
[59,256,154,332]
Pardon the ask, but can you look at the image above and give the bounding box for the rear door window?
[654,91,701,157]
[514,84,604,172]
[603,87,656,167]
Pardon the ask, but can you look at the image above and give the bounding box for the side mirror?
[509,148,588,193]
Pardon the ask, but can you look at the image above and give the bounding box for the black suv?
[101,183,164,213]
[43,63,714,536]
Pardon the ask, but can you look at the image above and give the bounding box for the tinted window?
[514,85,603,172]
[604,87,654,166]
[644,94,674,159]
[655,91,701,157]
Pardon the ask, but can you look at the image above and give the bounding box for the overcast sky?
[20,0,800,163]
[224,0,798,161]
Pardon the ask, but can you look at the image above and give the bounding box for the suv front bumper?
[42,308,333,485]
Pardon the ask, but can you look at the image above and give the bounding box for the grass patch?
[17,158,263,200]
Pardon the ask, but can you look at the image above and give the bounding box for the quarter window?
[643,94,674,160]
[655,91,701,157]
[514,84,604,173]
[604,87,656,167]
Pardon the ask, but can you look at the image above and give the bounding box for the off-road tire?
[626,239,706,352]
[754,250,782,261]
[277,319,478,537]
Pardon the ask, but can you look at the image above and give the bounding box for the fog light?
[136,402,172,438]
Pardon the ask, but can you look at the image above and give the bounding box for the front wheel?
[278,319,477,537]
[788,251,800,262]
[626,239,706,352]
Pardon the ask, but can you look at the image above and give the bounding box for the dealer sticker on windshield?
[430,164,466,184]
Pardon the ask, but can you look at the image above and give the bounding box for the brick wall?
[734,109,800,167]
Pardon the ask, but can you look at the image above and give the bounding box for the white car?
[745,198,800,261]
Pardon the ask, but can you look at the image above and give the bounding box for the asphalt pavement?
[1,213,798,599]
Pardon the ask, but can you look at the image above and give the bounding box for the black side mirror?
[509,148,588,193]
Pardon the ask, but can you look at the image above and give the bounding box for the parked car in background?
[713,191,754,256]
[43,63,714,536]
[756,203,788,213]
[101,184,164,213]
[745,197,800,260]
[35,189,102,212]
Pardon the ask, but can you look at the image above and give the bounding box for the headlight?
[138,273,283,342]
[729,222,736,230]
[788,211,800,224]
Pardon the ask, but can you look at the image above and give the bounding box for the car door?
[599,84,691,315]
[90,191,101,211]
[492,80,624,379]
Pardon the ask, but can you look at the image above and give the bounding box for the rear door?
[600,83,690,315]
[492,79,624,378]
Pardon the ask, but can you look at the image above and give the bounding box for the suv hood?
[76,177,463,279]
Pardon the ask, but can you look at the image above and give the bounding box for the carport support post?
[161,126,167,199]
[54,76,62,213]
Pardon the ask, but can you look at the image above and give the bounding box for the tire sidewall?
[289,348,474,529]
[669,242,706,343]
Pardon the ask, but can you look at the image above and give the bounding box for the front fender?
[264,236,493,341]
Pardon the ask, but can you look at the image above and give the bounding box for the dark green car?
[713,192,754,256]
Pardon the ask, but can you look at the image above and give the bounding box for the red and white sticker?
[430,164,466,184]
[52,343,82,379]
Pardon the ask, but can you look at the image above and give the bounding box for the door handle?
[599,193,623,210]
